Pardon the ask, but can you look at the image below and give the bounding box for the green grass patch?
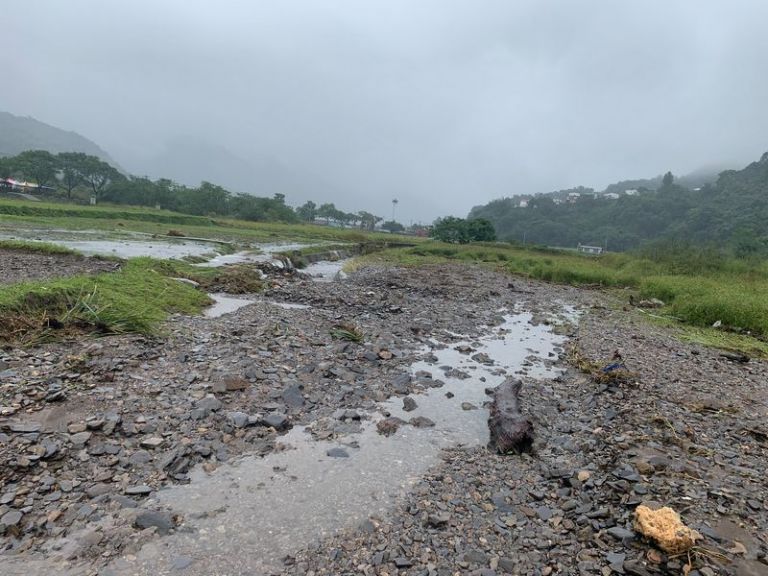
[0,198,420,246]
[0,239,80,256]
[0,258,213,343]
[648,316,768,359]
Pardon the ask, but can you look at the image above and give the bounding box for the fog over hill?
[0,111,118,167]
[4,2,768,222]
[120,136,340,201]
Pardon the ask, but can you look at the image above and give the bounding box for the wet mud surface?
[0,249,119,285]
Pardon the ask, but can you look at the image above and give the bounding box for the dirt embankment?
[0,249,118,285]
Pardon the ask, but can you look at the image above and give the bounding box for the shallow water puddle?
[198,243,320,268]
[203,294,256,318]
[0,229,222,260]
[106,310,569,575]
[302,258,350,281]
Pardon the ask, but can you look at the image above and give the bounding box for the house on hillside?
[624,189,638,196]
[577,243,603,255]
[567,192,581,203]
[604,192,620,200]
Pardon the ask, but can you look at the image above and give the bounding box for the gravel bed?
[0,262,765,576]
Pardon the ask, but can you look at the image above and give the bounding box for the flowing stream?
[105,310,569,575]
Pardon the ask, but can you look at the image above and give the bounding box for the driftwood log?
[488,378,534,454]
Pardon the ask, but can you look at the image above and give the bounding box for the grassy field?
[0,198,414,245]
[0,239,80,255]
[0,258,209,343]
[357,241,768,348]
[2,196,765,355]
[0,255,272,343]
[0,198,418,342]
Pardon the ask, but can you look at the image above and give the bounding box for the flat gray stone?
[134,510,175,534]
[1,510,22,526]
[70,431,92,445]
[125,485,153,496]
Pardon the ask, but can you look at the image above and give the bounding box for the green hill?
[468,153,768,254]
[0,111,118,166]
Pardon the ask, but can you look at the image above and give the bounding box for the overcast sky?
[3,1,768,222]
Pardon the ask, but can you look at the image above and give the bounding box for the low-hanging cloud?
[3,0,768,222]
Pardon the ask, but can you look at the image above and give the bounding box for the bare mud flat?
[0,249,119,285]
[0,261,766,576]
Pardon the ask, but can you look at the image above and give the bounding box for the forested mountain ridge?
[0,111,118,166]
[468,153,768,253]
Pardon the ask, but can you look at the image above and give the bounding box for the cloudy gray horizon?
[3,1,768,223]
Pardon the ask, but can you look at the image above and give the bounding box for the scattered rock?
[133,510,175,534]
[377,417,405,436]
[140,436,164,449]
[125,485,153,496]
[409,416,435,428]
[402,396,418,412]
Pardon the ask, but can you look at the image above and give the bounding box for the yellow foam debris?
[633,505,700,554]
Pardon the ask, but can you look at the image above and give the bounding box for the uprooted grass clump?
[0,257,212,343]
[330,323,364,343]
[141,259,263,294]
[567,344,635,385]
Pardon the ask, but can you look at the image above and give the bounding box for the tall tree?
[430,216,470,243]
[296,200,317,222]
[79,155,123,199]
[13,150,58,190]
[357,211,381,231]
[467,218,497,241]
[56,152,86,198]
[0,157,11,179]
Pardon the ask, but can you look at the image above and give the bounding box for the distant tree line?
[0,150,408,229]
[430,216,496,243]
[468,153,768,256]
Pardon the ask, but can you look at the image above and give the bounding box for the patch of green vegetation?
[648,316,768,359]
[0,198,418,246]
[357,241,768,341]
[0,199,214,226]
[0,258,212,343]
[0,239,80,256]
[330,323,364,343]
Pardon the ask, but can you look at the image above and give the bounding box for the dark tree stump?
[488,378,534,454]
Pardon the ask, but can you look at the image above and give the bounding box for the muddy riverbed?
[0,252,766,576]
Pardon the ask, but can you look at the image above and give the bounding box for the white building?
[577,243,603,255]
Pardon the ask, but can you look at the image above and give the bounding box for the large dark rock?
[488,378,534,454]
